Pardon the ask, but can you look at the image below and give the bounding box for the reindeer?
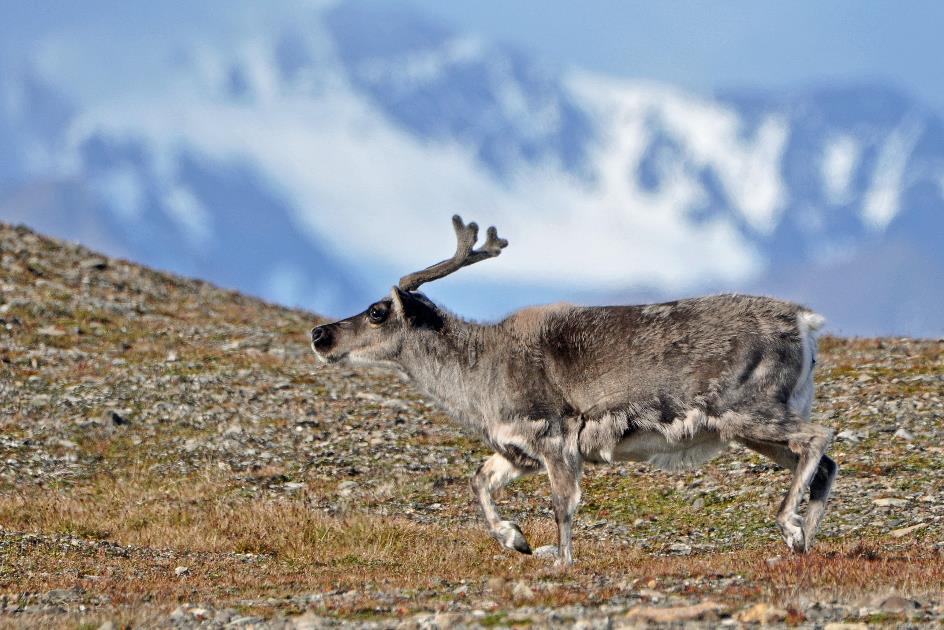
[310,216,837,565]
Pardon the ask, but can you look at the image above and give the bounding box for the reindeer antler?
[398,215,508,291]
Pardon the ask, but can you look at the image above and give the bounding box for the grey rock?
[893,427,914,441]
[108,410,129,426]
[79,257,109,270]
[668,542,692,555]
[337,480,358,497]
[879,595,920,612]
[533,544,558,558]
[873,497,909,507]
[512,580,534,601]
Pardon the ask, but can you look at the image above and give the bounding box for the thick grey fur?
[310,227,837,566]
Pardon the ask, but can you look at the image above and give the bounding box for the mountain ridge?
[1,0,942,335]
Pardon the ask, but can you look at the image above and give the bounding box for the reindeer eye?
[367,304,388,324]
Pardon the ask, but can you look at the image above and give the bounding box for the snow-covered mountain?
[1,1,942,335]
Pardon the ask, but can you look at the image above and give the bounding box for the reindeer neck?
[398,318,513,431]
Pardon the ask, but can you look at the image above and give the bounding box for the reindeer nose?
[310,325,331,348]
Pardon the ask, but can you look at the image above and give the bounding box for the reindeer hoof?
[495,521,531,554]
[778,513,806,552]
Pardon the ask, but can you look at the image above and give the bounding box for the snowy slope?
[1,1,942,335]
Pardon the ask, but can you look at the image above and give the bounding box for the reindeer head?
[310,215,507,367]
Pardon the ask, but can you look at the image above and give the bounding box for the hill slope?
[1,222,943,628]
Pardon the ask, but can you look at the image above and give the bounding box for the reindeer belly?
[612,428,726,471]
[579,408,728,471]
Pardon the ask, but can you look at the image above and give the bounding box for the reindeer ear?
[390,287,444,331]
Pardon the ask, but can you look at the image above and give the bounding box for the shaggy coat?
[311,290,836,565]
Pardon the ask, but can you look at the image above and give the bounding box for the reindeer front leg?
[542,450,583,566]
[471,453,538,554]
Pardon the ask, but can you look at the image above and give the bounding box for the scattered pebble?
[532,545,558,559]
[893,427,914,441]
[889,523,927,538]
[511,581,534,601]
[873,497,909,507]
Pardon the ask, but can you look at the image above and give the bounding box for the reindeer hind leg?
[735,413,834,553]
[802,454,838,549]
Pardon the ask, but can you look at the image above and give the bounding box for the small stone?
[486,577,506,592]
[532,545,558,558]
[213,609,236,624]
[381,398,410,411]
[823,624,868,630]
[46,588,77,602]
[165,351,178,362]
[836,429,861,443]
[893,427,913,441]
[174,566,190,577]
[452,584,469,595]
[37,325,66,337]
[889,523,927,538]
[873,497,908,507]
[433,613,463,628]
[355,391,384,403]
[638,588,663,601]
[626,601,725,623]
[284,482,305,492]
[765,556,783,568]
[108,411,128,426]
[511,580,534,601]
[879,595,920,612]
[337,480,358,497]
[223,423,243,436]
[293,612,323,630]
[79,256,108,270]
[668,542,692,555]
[229,616,261,626]
[739,602,787,623]
[189,607,209,620]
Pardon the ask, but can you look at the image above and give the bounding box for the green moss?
[579,471,774,549]
[479,611,509,627]
[55,522,112,540]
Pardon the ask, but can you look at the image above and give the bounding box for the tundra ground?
[1,223,943,628]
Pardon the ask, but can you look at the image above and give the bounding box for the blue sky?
[411,0,944,114]
[3,0,941,113]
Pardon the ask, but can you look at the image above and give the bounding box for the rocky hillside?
[0,221,943,628]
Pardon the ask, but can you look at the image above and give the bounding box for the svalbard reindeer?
[310,216,837,565]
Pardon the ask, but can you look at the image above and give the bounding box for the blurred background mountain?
[1,0,942,336]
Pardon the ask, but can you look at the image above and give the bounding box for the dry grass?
[3,465,944,626]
